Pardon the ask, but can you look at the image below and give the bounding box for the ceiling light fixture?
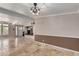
[30,3,40,15]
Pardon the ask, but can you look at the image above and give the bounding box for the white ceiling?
[20,3,79,16]
[0,3,79,25]
[0,3,79,16]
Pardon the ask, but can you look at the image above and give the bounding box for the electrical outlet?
[42,40,44,42]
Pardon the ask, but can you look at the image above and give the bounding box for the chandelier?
[30,3,40,15]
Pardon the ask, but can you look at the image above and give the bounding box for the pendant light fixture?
[30,3,40,15]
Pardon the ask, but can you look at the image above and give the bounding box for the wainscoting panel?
[35,35,79,51]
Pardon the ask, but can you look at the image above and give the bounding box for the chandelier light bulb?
[30,3,40,15]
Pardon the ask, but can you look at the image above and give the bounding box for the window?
[0,24,1,35]
[3,24,8,35]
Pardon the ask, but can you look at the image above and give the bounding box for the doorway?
[15,25,23,37]
[25,26,33,35]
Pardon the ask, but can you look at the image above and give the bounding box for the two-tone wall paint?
[34,13,79,51]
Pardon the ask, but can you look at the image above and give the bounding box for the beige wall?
[34,13,79,38]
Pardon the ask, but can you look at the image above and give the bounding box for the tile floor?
[0,36,79,56]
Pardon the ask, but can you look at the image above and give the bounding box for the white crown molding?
[36,11,78,18]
